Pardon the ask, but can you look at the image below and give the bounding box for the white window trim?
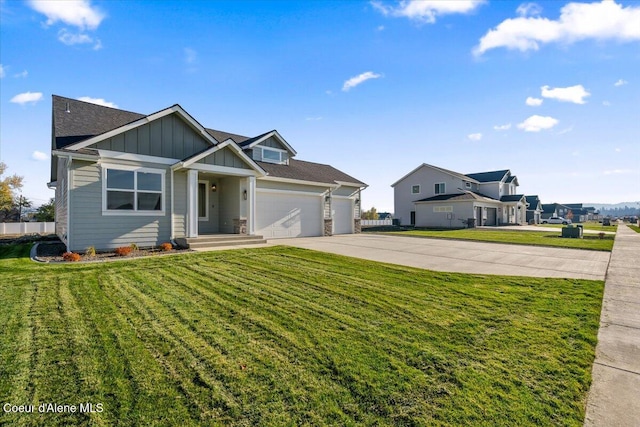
[433,206,453,213]
[101,164,166,216]
[198,180,209,221]
[465,182,471,189]
[411,184,421,194]
[435,182,445,194]
[260,146,288,164]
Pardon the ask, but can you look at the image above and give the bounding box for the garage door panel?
[333,198,354,235]
[256,192,322,238]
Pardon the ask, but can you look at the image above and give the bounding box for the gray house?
[49,96,366,251]
[525,195,543,224]
[392,163,527,228]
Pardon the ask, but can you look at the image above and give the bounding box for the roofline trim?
[172,139,266,176]
[391,163,480,187]
[244,130,298,156]
[260,175,339,188]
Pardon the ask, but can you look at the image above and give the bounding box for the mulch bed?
[1,234,193,263]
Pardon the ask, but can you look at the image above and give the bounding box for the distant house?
[541,203,597,223]
[525,195,543,224]
[49,96,366,251]
[541,203,572,220]
[378,212,393,220]
[392,163,527,228]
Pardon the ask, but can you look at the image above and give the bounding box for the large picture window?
[435,183,445,194]
[103,166,164,214]
[261,147,287,164]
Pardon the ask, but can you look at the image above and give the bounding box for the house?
[541,203,572,220]
[525,195,543,224]
[392,163,527,228]
[48,96,366,252]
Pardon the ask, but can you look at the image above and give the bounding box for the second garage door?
[332,198,354,235]
[256,191,323,238]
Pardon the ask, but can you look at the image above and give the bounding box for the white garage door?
[256,191,323,238]
[332,198,354,235]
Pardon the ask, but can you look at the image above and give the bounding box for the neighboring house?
[378,212,393,220]
[392,163,527,228]
[541,203,572,220]
[49,96,366,251]
[525,195,543,224]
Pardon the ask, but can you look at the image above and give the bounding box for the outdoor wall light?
[325,195,331,202]
[243,190,247,200]
[355,198,360,205]
[211,184,217,192]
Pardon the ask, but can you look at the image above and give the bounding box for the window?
[198,181,208,220]
[435,183,445,194]
[411,185,420,194]
[433,206,453,213]
[465,182,471,189]
[261,147,287,164]
[103,166,164,214]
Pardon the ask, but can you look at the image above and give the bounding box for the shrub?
[85,246,96,257]
[63,252,81,262]
[114,246,132,256]
[598,232,606,239]
[130,243,139,251]
[159,242,173,252]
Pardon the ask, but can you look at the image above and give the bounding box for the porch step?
[176,234,267,250]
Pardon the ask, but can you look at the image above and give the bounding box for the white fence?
[0,222,55,235]
[361,219,393,227]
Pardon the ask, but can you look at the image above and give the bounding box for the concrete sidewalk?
[584,224,640,426]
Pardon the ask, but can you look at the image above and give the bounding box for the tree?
[361,206,378,220]
[35,198,55,222]
[0,162,25,222]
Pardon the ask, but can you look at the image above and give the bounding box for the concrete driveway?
[270,234,610,280]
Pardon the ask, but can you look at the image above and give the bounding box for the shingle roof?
[416,191,498,203]
[525,195,541,209]
[500,194,525,202]
[258,159,366,186]
[53,95,145,149]
[465,169,510,182]
[205,128,252,145]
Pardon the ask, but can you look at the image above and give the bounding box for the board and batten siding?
[173,171,187,238]
[55,157,69,245]
[68,160,172,251]
[92,113,210,160]
[197,146,252,169]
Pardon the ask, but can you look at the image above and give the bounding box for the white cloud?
[493,123,511,131]
[517,115,559,132]
[184,47,197,64]
[305,116,323,121]
[467,133,482,141]
[10,91,43,105]
[57,28,94,46]
[14,70,28,78]
[614,79,628,87]
[377,25,385,31]
[342,71,382,91]
[474,0,640,56]
[541,84,590,104]
[28,0,105,30]
[602,100,611,107]
[32,151,48,161]
[603,169,634,175]
[557,126,573,135]
[77,96,118,108]
[615,148,622,152]
[0,64,5,78]
[372,0,484,23]
[516,3,543,17]
[526,96,543,106]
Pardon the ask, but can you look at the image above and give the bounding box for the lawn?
[380,228,614,251]
[1,244,603,426]
[628,224,640,233]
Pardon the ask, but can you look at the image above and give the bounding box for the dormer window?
[260,147,288,164]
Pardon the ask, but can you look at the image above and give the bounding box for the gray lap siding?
[69,160,171,252]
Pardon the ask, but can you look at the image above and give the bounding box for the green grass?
[381,228,614,251]
[1,244,603,426]
[628,224,640,233]
[539,222,618,233]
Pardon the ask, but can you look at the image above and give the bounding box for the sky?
[1,0,639,212]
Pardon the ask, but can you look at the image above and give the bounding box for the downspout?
[170,168,175,241]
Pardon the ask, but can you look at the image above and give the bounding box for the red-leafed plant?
[159,242,173,251]
[114,246,132,256]
[63,252,81,262]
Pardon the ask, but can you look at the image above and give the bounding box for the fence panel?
[361,219,393,227]
[0,222,56,235]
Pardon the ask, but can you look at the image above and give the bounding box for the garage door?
[256,191,323,238]
[332,198,354,235]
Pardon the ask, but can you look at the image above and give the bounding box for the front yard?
[1,244,603,426]
[379,228,614,251]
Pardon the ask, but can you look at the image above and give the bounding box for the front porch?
[175,233,267,250]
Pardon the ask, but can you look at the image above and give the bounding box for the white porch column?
[248,176,256,235]
[187,169,198,238]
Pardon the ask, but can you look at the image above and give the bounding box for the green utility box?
[562,225,583,239]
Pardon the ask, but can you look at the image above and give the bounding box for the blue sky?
[1,0,639,211]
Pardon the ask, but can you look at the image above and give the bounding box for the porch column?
[248,176,256,235]
[187,169,198,238]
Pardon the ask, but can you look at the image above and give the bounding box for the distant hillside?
[586,202,640,211]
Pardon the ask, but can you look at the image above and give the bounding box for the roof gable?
[392,163,479,187]
[239,130,297,156]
